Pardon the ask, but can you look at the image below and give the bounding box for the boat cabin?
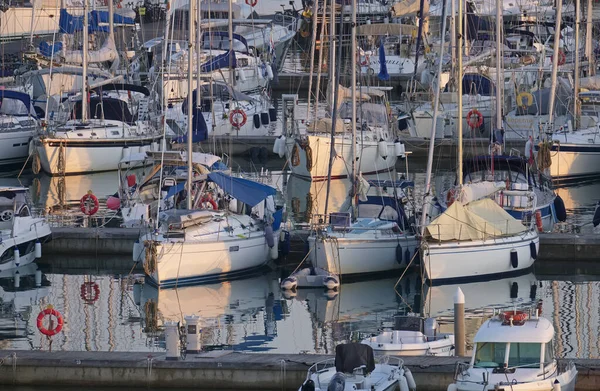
[471,311,555,373]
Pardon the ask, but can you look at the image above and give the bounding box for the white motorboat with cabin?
[33,83,163,175]
[361,315,455,356]
[299,343,416,391]
[134,172,282,287]
[0,187,51,272]
[450,308,577,391]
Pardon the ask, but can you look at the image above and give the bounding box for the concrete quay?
[0,350,597,390]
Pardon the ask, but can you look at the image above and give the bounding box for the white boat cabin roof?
[474,316,554,344]
[0,187,29,194]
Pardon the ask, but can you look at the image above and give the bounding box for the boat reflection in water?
[554,180,600,230]
[0,264,50,348]
[137,272,288,351]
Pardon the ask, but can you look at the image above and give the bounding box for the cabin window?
[545,340,554,361]
[474,342,507,368]
[508,343,541,368]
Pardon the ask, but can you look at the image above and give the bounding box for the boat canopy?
[200,50,237,72]
[208,172,276,207]
[92,83,150,96]
[0,90,36,118]
[201,31,249,53]
[391,0,429,17]
[425,199,527,241]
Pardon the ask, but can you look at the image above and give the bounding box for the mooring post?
[454,287,465,356]
[164,321,179,360]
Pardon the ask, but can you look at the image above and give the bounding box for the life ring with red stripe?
[229,109,247,129]
[80,191,99,216]
[551,49,566,66]
[466,109,484,129]
[37,307,64,337]
[201,196,218,210]
[245,0,258,7]
[80,282,100,305]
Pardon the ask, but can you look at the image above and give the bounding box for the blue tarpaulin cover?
[208,172,276,207]
[39,41,63,57]
[200,50,237,72]
[91,10,135,25]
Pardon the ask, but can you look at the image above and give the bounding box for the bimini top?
[208,172,276,207]
[474,316,554,344]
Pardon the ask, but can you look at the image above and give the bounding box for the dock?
[0,350,596,390]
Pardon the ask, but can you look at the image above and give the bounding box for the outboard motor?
[424,318,438,338]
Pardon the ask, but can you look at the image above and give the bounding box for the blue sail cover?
[91,10,135,25]
[378,44,389,81]
[176,90,208,143]
[39,41,63,57]
[164,182,186,200]
[208,172,277,207]
[200,50,237,72]
[59,9,108,33]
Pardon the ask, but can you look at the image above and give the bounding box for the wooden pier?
[0,350,596,390]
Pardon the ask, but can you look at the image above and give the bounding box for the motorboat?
[361,316,454,356]
[307,179,418,277]
[33,83,163,175]
[134,172,282,287]
[299,343,416,391]
[0,187,52,272]
[0,90,39,167]
[449,308,577,391]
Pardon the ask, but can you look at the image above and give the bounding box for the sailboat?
[421,0,539,284]
[32,0,163,175]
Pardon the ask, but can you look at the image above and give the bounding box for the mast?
[196,0,202,102]
[574,0,581,129]
[186,0,194,210]
[82,0,89,123]
[547,0,563,130]
[108,0,115,44]
[586,0,594,75]
[419,0,448,235]
[228,0,234,89]
[494,0,503,150]
[351,0,357,215]
[457,0,463,186]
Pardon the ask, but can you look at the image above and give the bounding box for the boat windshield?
[339,102,388,126]
[474,342,542,368]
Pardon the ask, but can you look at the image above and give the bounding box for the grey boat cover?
[334,343,375,374]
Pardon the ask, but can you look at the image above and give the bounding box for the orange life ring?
[501,310,528,324]
[200,196,218,210]
[245,0,257,7]
[80,191,99,216]
[466,109,484,129]
[80,282,100,305]
[229,109,247,129]
[36,307,64,337]
[446,188,456,207]
[551,49,566,66]
[535,210,543,233]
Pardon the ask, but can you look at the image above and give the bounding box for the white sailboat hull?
[136,234,277,288]
[308,235,419,276]
[546,143,600,181]
[0,129,34,166]
[286,136,398,180]
[36,137,159,175]
[423,230,539,283]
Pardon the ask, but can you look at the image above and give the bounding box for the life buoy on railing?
[466,109,484,129]
[80,191,99,216]
[200,196,218,210]
[80,282,100,305]
[516,91,534,108]
[551,49,566,66]
[36,306,64,337]
[229,109,247,129]
[245,0,258,7]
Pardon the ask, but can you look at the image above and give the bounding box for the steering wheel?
[1,210,13,222]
